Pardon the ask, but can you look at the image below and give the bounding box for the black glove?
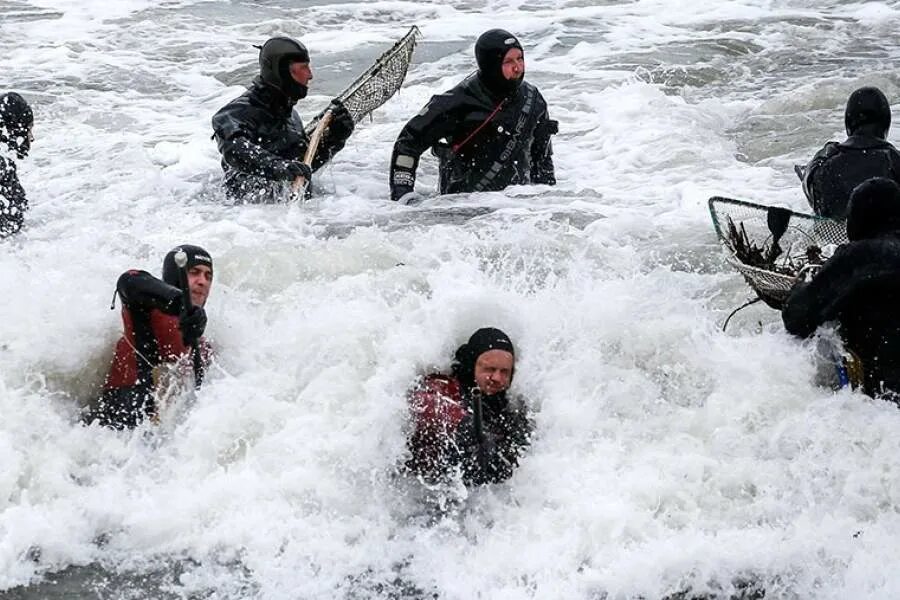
[116,270,182,314]
[278,161,312,182]
[179,305,207,346]
[327,100,355,141]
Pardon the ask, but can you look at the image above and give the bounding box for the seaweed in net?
[723,216,810,277]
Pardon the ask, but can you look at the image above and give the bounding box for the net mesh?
[306,26,421,135]
[708,196,847,308]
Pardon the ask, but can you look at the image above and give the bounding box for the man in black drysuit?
[0,92,34,238]
[801,86,900,219]
[211,36,355,202]
[783,177,900,401]
[389,29,557,202]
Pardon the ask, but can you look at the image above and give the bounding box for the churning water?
[2,0,900,598]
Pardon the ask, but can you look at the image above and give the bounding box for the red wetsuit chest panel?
[104,309,201,390]
[409,374,467,431]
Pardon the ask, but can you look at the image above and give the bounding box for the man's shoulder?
[837,135,894,152]
[413,373,461,397]
[813,140,842,159]
[213,83,281,121]
[520,80,543,96]
[504,392,530,418]
[424,77,480,111]
[849,236,900,259]
[820,237,900,277]
[215,89,261,116]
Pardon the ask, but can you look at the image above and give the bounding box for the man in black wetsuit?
[0,92,34,238]
[801,86,900,219]
[212,36,355,202]
[389,29,557,202]
[783,177,900,401]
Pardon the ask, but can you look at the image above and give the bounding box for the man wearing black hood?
[87,245,214,429]
[389,29,557,202]
[800,86,900,219]
[0,92,34,238]
[783,177,900,402]
[405,327,532,486]
[211,36,355,202]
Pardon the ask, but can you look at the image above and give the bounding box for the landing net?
[306,25,422,135]
[708,196,847,308]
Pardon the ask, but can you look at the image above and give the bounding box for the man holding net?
[800,86,900,219]
[212,36,355,202]
[389,29,557,202]
[783,177,900,402]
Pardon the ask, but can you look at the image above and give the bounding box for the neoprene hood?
[475,29,524,97]
[845,86,891,138]
[259,36,310,101]
[0,92,34,158]
[162,245,214,289]
[846,177,900,241]
[452,327,516,391]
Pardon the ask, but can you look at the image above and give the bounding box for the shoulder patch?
[395,154,416,169]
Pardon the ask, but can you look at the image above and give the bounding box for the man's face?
[474,349,514,396]
[187,265,213,307]
[501,48,524,81]
[289,61,313,87]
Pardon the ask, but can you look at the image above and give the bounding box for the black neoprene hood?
[475,29,524,97]
[258,36,311,101]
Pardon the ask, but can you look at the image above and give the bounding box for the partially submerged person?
[0,92,34,238]
[211,36,355,202]
[801,86,900,219]
[87,245,213,429]
[783,177,900,402]
[405,327,532,486]
[389,29,557,202]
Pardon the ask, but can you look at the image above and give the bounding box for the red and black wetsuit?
[406,373,531,486]
[90,270,210,429]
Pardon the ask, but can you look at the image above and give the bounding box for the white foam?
[2,0,900,598]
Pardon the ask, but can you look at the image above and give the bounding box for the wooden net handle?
[291,109,334,193]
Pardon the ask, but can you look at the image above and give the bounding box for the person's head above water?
[452,327,516,397]
[475,29,525,98]
[846,177,900,242]
[844,86,891,139]
[0,92,34,159]
[258,36,312,102]
[162,245,214,307]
